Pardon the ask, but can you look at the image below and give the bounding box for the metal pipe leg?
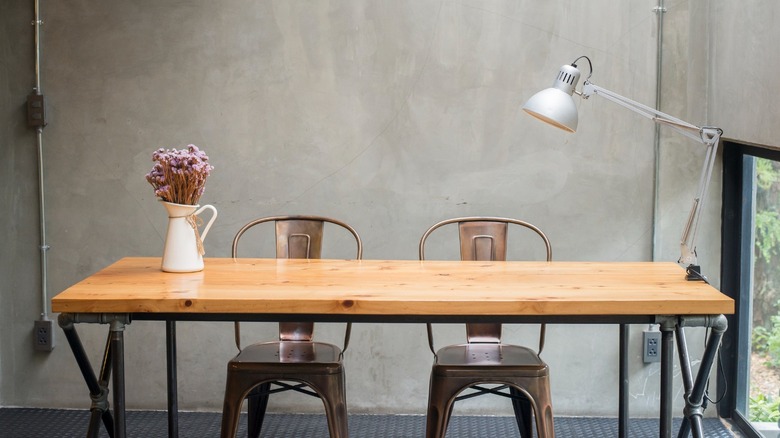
[679,315,728,438]
[88,332,115,438]
[96,332,116,438]
[110,319,127,438]
[58,313,115,438]
[675,326,694,438]
[166,321,179,438]
[619,324,628,438]
[660,321,675,438]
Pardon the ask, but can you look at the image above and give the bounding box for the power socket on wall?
[643,329,661,363]
[34,318,55,352]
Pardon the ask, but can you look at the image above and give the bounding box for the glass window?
[747,157,780,435]
[721,143,780,437]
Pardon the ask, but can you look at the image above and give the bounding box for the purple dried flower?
[145,144,214,205]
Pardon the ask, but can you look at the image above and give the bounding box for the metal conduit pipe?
[34,0,48,317]
[652,0,667,261]
[31,0,53,351]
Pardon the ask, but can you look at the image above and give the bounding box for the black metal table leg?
[166,321,179,438]
[92,332,116,438]
[110,319,127,438]
[659,320,675,438]
[58,313,115,438]
[675,323,695,438]
[675,315,728,438]
[59,313,131,438]
[619,324,628,438]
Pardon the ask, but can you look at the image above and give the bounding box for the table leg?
[619,324,628,438]
[93,332,116,438]
[659,320,675,438]
[675,315,728,438]
[166,321,179,438]
[58,313,115,438]
[110,319,127,438]
[675,323,695,438]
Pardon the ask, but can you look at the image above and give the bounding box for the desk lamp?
[522,56,722,281]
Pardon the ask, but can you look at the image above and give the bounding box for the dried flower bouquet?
[146,144,214,205]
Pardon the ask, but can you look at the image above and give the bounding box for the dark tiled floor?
[0,408,741,437]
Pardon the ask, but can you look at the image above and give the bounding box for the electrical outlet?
[34,319,55,352]
[643,330,661,363]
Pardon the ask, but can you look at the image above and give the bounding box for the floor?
[0,408,743,437]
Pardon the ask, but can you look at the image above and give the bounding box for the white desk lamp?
[522,56,722,281]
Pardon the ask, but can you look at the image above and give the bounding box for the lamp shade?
[522,63,581,132]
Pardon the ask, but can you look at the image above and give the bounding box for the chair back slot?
[276,220,324,259]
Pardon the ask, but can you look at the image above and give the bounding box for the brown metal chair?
[220,215,363,438]
[418,217,555,438]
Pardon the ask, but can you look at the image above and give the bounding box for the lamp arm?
[581,81,723,278]
[679,132,720,272]
[581,82,703,142]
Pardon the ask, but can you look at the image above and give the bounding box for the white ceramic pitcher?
[160,200,218,272]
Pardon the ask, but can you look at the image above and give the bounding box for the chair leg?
[303,372,349,438]
[425,374,466,438]
[510,387,534,438]
[221,370,250,438]
[247,383,271,438]
[519,377,555,438]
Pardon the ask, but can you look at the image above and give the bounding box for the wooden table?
[52,257,734,438]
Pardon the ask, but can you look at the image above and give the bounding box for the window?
[720,141,780,437]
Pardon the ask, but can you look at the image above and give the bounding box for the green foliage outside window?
[752,158,780,329]
[749,393,780,422]
[750,158,780,423]
[751,315,780,421]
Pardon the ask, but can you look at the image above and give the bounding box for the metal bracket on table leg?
[88,386,109,418]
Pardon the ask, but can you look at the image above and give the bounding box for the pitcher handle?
[194,204,218,242]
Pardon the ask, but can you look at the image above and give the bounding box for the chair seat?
[433,344,548,377]
[230,341,343,374]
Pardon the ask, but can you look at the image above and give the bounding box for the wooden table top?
[50,257,734,317]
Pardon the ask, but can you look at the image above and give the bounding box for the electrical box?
[643,329,661,363]
[34,319,54,352]
[27,93,47,128]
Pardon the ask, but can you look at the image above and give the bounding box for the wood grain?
[51,257,734,316]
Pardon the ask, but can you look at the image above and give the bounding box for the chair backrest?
[419,217,552,352]
[232,215,363,350]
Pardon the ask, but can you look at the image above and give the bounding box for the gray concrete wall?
[2,0,41,406]
[707,2,780,148]
[0,0,756,419]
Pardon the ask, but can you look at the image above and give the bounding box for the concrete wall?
[2,0,40,406]
[707,2,780,148]
[1,0,759,419]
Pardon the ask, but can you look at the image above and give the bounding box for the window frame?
[719,140,780,435]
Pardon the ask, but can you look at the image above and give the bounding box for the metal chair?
[220,215,363,438]
[418,217,554,438]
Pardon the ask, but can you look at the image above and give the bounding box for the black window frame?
[719,140,780,436]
